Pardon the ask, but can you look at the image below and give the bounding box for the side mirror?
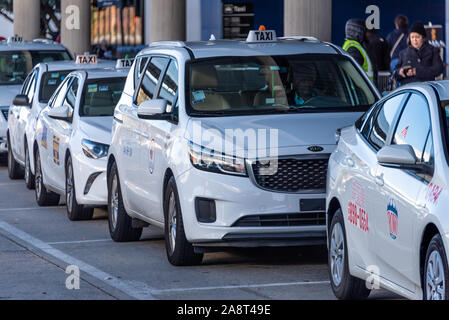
[377,144,431,173]
[48,105,72,122]
[13,94,30,107]
[137,99,168,120]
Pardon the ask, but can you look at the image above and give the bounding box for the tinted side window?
[135,57,168,106]
[392,93,431,161]
[158,60,179,109]
[368,93,406,150]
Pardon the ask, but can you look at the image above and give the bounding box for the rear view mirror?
[48,105,72,122]
[13,94,30,107]
[137,99,168,120]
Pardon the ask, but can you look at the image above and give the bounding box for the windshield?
[39,70,72,103]
[0,50,71,86]
[186,54,377,116]
[80,78,126,117]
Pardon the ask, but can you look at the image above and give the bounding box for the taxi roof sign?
[116,58,134,69]
[246,30,277,43]
[7,36,23,44]
[76,54,98,65]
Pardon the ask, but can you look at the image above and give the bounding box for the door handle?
[375,175,384,187]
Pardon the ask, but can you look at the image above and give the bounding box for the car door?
[343,93,408,271]
[39,77,73,190]
[139,58,178,223]
[11,70,34,161]
[373,92,433,292]
[17,68,39,161]
[131,56,169,217]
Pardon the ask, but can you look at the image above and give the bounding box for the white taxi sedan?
[327,80,449,300]
[7,58,115,189]
[107,29,379,266]
[33,67,128,221]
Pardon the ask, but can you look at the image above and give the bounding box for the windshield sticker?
[265,98,275,104]
[426,183,443,205]
[53,136,60,165]
[48,80,57,86]
[387,199,398,240]
[192,91,205,104]
[99,85,109,92]
[88,84,98,93]
[51,73,60,78]
[12,54,18,59]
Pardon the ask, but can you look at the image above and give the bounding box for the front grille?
[250,157,329,193]
[0,108,8,120]
[233,213,326,227]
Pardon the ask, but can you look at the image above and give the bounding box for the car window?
[422,132,434,164]
[52,77,73,108]
[392,93,431,161]
[63,77,79,110]
[80,78,126,117]
[134,56,148,85]
[135,57,169,106]
[158,59,179,110]
[39,70,72,103]
[368,93,407,150]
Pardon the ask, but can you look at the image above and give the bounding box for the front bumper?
[72,150,108,206]
[176,168,327,246]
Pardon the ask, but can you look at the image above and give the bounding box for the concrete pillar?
[13,0,40,40]
[61,0,91,57]
[284,0,332,42]
[150,0,186,42]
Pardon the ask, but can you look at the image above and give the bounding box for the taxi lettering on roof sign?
[7,36,23,43]
[246,29,277,43]
[76,54,98,65]
[116,58,134,69]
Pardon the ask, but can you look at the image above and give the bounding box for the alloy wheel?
[168,192,177,254]
[330,222,345,286]
[426,250,446,300]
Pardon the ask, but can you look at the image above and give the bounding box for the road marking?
[0,222,156,300]
[0,207,65,212]
[48,239,112,245]
[0,182,23,186]
[152,280,331,294]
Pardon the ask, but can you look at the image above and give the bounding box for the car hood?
[0,85,21,107]
[186,112,363,155]
[78,117,113,145]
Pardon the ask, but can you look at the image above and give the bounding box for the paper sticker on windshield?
[99,85,109,92]
[53,136,60,165]
[265,98,275,104]
[192,91,205,104]
[48,80,57,86]
[88,84,98,93]
[51,73,60,78]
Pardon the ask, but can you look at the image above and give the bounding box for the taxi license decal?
[426,183,443,205]
[387,199,399,240]
[192,91,205,104]
[48,80,57,86]
[53,136,60,165]
[88,84,98,93]
[41,126,48,149]
[99,85,109,92]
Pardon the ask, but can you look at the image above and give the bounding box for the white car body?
[108,33,380,255]
[34,68,128,207]
[7,60,115,177]
[0,39,72,152]
[327,80,449,300]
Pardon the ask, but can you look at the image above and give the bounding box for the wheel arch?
[327,197,342,231]
[420,223,442,289]
[107,154,116,185]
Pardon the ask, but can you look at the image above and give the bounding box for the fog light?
[84,172,102,195]
[195,198,216,223]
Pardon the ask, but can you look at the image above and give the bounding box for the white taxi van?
[107,29,380,266]
[33,60,130,221]
[7,56,115,189]
[327,80,449,300]
[0,37,72,154]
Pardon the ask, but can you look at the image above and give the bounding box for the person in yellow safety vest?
[342,19,375,84]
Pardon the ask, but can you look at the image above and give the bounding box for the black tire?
[34,148,60,207]
[7,135,24,180]
[107,161,142,242]
[24,141,35,190]
[328,209,371,300]
[423,234,449,300]
[66,156,94,221]
[164,176,203,266]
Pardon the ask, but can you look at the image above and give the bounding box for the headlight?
[82,139,109,159]
[188,141,247,176]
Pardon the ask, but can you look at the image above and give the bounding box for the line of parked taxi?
[3,31,449,300]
